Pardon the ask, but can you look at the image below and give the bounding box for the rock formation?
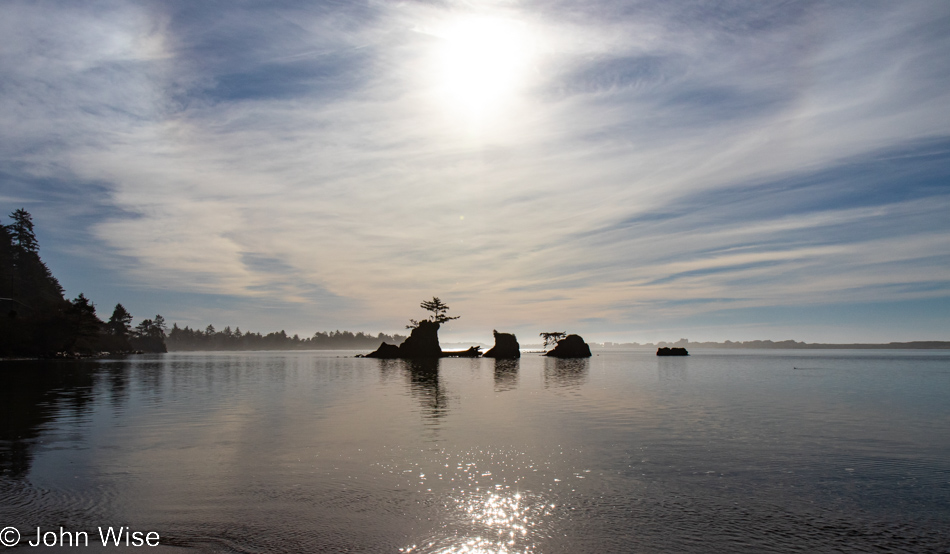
[398,320,442,358]
[656,347,689,356]
[483,330,521,359]
[363,342,401,359]
[544,334,592,358]
[365,320,442,359]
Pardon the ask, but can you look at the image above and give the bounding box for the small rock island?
[544,335,591,358]
[657,347,689,356]
[364,319,443,359]
[483,330,521,359]
[544,334,592,358]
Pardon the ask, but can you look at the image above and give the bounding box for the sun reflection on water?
[386,446,582,554]
[401,488,555,554]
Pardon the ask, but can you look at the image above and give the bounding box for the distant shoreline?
[595,340,950,350]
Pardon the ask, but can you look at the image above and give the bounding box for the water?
[2,349,949,553]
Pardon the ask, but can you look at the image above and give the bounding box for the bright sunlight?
[432,16,533,117]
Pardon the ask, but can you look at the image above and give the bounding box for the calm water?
[2,350,949,553]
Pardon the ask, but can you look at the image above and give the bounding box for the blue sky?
[2,0,949,343]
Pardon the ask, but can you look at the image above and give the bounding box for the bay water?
[2,349,949,552]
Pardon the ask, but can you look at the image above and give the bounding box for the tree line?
[0,208,167,357]
[166,326,407,351]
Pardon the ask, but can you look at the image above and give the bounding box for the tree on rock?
[369,297,458,358]
[408,296,460,328]
[540,332,567,350]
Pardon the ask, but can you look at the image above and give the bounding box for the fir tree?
[107,304,133,337]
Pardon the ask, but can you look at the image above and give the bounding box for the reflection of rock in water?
[657,357,688,381]
[493,359,520,392]
[374,358,403,382]
[543,357,590,388]
[404,358,448,421]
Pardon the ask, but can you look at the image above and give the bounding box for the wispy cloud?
[2,0,948,341]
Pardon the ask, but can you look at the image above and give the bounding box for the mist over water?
[2,350,949,552]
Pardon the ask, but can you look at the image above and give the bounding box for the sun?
[432,16,533,117]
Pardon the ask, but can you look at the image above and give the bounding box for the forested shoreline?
[0,208,166,357]
[166,325,406,351]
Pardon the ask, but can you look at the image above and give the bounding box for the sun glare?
[433,16,533,117]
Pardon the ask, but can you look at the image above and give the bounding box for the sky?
[1,0,949,344]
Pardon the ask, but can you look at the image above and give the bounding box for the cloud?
[2,0,949,340]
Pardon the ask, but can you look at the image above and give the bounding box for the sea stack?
[365,320,442,359]
[656,347,689,356]
[544,334,592,358]
[397,320,442,358]
[483,330,521,359]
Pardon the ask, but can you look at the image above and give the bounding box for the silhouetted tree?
[107,304,133,337]
[1,208,64,308]
[422,297,458,323]
[131,315,167,353]
[540,332,567,350]
[66,293,105,353]
[153,314,167,337]
[408,296,460,328]
[9,208,38,254]
[135,318,154,337]
[1,209,72,355]
[99,303,135,352]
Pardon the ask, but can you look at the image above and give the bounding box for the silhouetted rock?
[397,320,443,358]
[362,320,443,359]
[657,347,689,356]
[544,334,591,358]
[442,346,481,357]
[363,342,401,359]
[483,330,520,359]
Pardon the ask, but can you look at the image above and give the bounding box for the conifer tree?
[108,304,133,337]
[9,208,38,254]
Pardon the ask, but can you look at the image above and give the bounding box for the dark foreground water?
[2,349,949,553]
